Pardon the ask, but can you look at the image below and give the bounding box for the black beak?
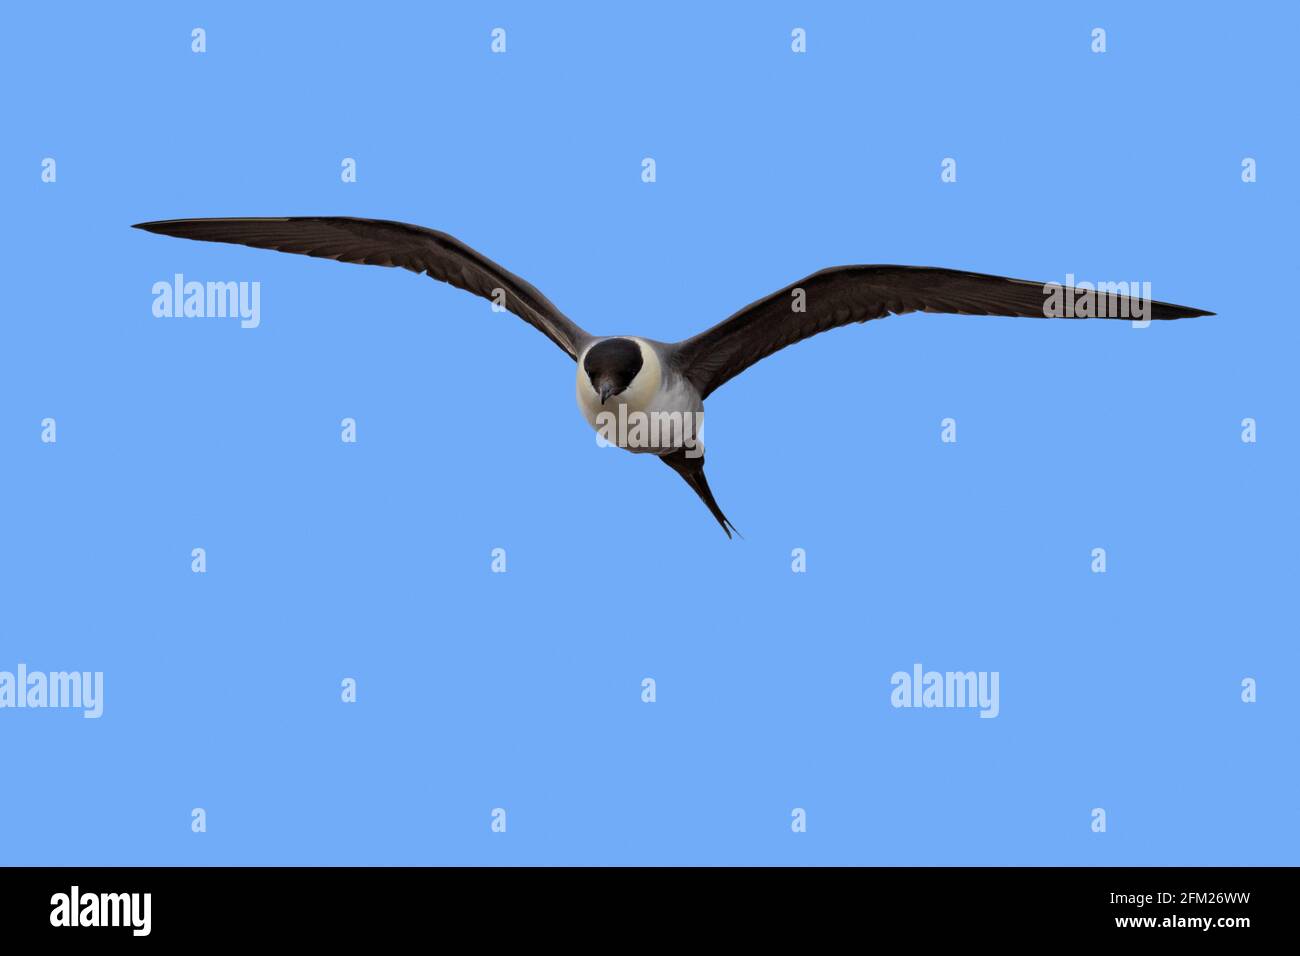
[599,382,615,405]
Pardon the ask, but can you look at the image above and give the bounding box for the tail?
[659,448,740,538]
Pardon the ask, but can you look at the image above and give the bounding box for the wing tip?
[1152,298,1215,319]
[132,217,296,233]
[132,218,206,235]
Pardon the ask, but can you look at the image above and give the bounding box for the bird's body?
[575,337,702,455]
[133,216,1213,537]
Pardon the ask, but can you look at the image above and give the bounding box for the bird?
[133,217,1212,537]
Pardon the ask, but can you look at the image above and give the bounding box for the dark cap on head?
[584,338,643,404]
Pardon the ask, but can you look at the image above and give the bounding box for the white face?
[575,337,662,431]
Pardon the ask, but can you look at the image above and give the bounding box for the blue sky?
[1,2,1294,864]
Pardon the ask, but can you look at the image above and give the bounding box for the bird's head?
[583,337,644,405]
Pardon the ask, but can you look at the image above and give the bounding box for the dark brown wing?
[133,217,591,359]
[672,265,1213,399]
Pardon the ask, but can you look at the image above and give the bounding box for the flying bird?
[133,217,1212,536]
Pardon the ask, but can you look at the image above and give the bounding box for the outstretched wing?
[133,217,592,359]
[672,265,1212,399]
